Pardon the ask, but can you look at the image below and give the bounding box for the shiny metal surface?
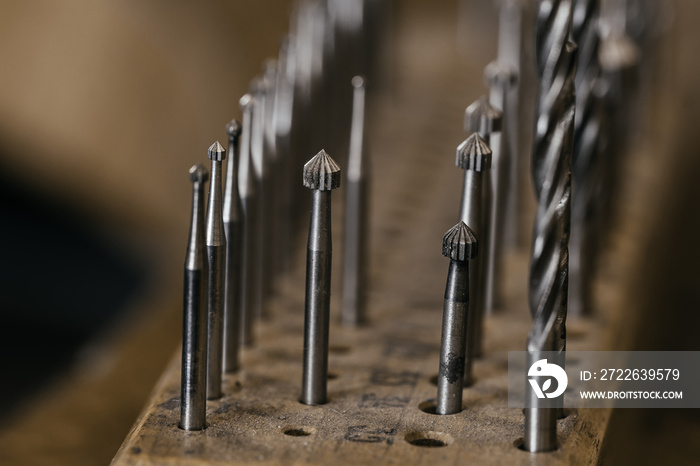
[238,94,259,347]
[301,150,341,405]
[525,0,577,453]
[223,120,242,373]
[455,133,491,386]
[436,222,477,415]
[205,141,227,400]
[180,163,208,431]
[341,76,368,327]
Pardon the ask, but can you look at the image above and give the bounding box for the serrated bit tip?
[442,221,478,261]
[226,119,241,137]
[189,163,209,183]
[456,133,492,171]
[303,149,341,191]
[208,141,226,161]
[464,96,503,134]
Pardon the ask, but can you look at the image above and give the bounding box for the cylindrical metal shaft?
[180,164,208,431]
[238,94,258,347]
[301,149,341,406]
[341,76,368,326]
[455,133,491,386]
[436,221,477,415]
[206,141,226,400]
[223,120,242,372]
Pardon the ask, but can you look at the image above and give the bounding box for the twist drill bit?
[180,163,208,431]
[206,141,227,400]
[238,94,258,346]
[464,97,502,357]
[341,76,368,326]
[569,0,602,316]
[456,133,492,386]
[525,0,577,453]
[223,119,242,372]
[436,221,478,415]
[301,149,341,405]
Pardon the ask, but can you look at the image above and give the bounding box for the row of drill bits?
[177,0,655,453]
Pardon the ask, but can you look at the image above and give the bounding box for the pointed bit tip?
[464,96,503,134]
[208,141,226,161]
[303,149,341,191]
[189,163,209,183]
[442,221,478,261]
[226,119,241,137]
[456,133,492,172]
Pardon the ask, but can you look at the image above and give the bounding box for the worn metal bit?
[180,163,208,431]
[301,149,341,405]
[238,94,258,346]
[205,141,227,400]
[569,0,602,316]
[464,97,502,357]
[341,76,369,326]
[436,221,478,415]
[456,133,492,386]
[525,0,577,453]
[223,120,242,372]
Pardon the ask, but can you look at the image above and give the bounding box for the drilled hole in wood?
[418,400,437,414]
[429,374,439,386]
[327,372,339,380]
[283,427,314,437]
[405,431,453,447]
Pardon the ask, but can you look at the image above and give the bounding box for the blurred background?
[0,0,698,465]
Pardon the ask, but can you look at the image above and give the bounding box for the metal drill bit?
[525,0,577,453]
[456,133,492,386]
[341,76,368,326]
[238,94,258,346]
[436,221,478,415]
[301,149,341,405]
[180,163,208,431]
[250,80,268,318]
[464,97,502,357]
[484,62,517,312]
[569,0,602,316]
[223,119,242,372]
[206,141,227,400]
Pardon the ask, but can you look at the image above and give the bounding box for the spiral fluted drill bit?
[301,149,341,406]
[436,221,478,415]
[206,141,227,400]
[223,119,242,372]
[180,163,208,431]
[238,94,259,346]
[569,0,602,316]
[455,133,491,386]
[464,97,501,358]
[524,0,577,453]
[341,76,369,327]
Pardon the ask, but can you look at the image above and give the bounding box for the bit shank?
[456,133,492,386]
[436,222,478,415]
[206,141,227,400]
[180,164,208,431]
[238,95,258,346]
[301,150,341,405]
[341,76,368,326]
[223,120,243,372]
[525,0,577,453]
